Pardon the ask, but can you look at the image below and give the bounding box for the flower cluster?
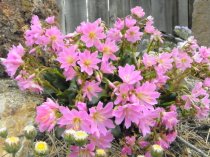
[1,5,210,157]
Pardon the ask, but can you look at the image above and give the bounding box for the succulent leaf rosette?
[1,6,210,156]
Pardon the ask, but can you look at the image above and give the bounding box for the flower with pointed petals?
[107,28,122,42]
[81,22,105,47]
[118,64,142,84]
[100,61,116,74]
[132,82,160,106]
[98,40,118,61]
[69,144,95,157]
[35,98,60,132]
[156,52,173,73]
[78,50,101,75]
[82,80,102,101]
[131,6,145,18]
[125,26,143,43]
[114,83,132,105]
[58,107,91,132]
[2,44,25,77]
[89,102,114,136]
[89,132,114,149]
[113,103,141,128]
[57,46,78,70]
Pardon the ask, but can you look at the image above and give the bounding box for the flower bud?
[0,127,8,138]
[4,136,21,154]
[63,129,76,144]
[34,141,49,156]
[73,131,88,146]
[23,125,37,140]
[137,155,144,157]
[151,144,163,157]
[95,71,103,82]
[95,149,107,157]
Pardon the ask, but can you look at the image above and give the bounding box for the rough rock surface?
[0,79,43,156]
[0,0,59,76]
[192,0,210,47]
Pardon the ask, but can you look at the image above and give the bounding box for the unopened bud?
[23,125,37,140]
[151,144,163,157]
[63,129,76,144]
[0,127,8,138]
[4,136,21,154]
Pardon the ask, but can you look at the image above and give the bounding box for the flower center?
[129,31,135,36]
[66,56,74,64]
[181,58,187,63]
[73,117,81,130]
[50,35,57,41]
[36,142,47,151]
[92,111,105,122]
[89,32,96,39]
[103,46,111,54]
[84,59,91,66]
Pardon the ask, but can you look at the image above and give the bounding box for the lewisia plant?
[1,6,210,157]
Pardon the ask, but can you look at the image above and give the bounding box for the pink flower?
[142,53,157,67]
[97,40,118,61]
[121,146,132,155]
[198,46,210,63]
[138,109,158,136]
[107,28,122,42]
[125,136,136,146]
[125,16,136,28]
[156,132,177,149]
[131,6,145,18]
[125,26,143,43]
[25,15,43,46]
[82,80,102,101]
[113,103,141,128]
[89,131,114,149]
[156,52,173,73]
[89,102,114,136]
[45,26,64,51]
[132,82,160,106]
[114,83,132,105]
[114,18,124,30]
[204,77,210,87]
[35,98,60,132]
[76,102,87,111]
[100,61,116,74]
[81,22,105,47]
[63,67,77,81]
[58,107,91,132]
[69,144,95,157]
[145,17,155,34]
[45,16,55,24]
[15,72,43,93]
[78,50,101,75]
[172,48,193,71]
[162,110,178,131]
[57,46,78,70]
[2,44,25,77]
[118,64,142,84]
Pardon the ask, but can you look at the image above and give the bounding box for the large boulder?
[192,0,210,47]
[0,0,59,76]
[0,79,43,156]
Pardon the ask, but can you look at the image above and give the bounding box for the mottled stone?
[0,0,59,77]
[0,79,43,156]
[192,0,210,47]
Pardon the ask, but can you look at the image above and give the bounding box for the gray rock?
[192,0,210,47]
[0,79,43,156]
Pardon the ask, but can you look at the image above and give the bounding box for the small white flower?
[73,131,88,146]
[96,149,106,157]
[151,144,163,157]
[63,129,76,144]
[34,141,49,155]
[73,131,88,141]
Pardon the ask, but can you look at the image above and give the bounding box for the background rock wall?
[0,0,59,76]
[192,0,210,47]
